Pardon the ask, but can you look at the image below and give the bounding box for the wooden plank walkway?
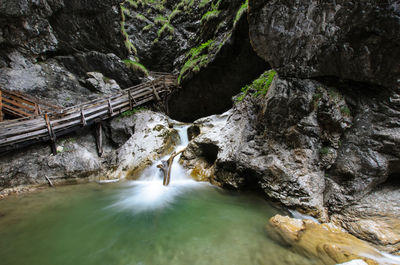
[0,72,177,155]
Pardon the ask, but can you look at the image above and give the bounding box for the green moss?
[123,59,149,76]
[236,70,277,102]
[201,0,222,22]
[136,13,147,21]
[199,0,211,8]
[154,15,168,25]
[103,76,111,83]
[312,91,322,110]
[118,107,147,120]
[168,8,181,21]
[202,9,220,22]
[340,106,351,116]
[157,22,174,37]
[142,23,154,32]
[233,0,248,27]
[178,40,214,84]
[120,3,137,55]
[320,147,329,155]
[126,0,138,8]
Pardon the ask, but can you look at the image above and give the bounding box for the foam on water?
[110,124,210,214]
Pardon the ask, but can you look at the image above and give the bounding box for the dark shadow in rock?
[168,16,268,122]
[198,143,219,164]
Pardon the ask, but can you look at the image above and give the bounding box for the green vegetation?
[168,7,181,21]
[202,10,220,21]
[233,0,248,27]
[202,0,222,22]
[126,0,138,8]
[136,13,147,21]
[236,70,277,102]
[120,3,137,55]
[340,106,351,116]
[142,23,154,32]
[320,147,329,155]
[154,15,168,25]
[157,22,174,37]
[312,91,322,110]
[123,59,149,76]
[178,40,215,84]
[199,0,211,8]
[102,76,111,83]
[120,107,147,118]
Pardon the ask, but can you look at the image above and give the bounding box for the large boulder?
[267,215,399,265]
[110,110,179,179]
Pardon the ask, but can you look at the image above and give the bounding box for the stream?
[0,125,321,265]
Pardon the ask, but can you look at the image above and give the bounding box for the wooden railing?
[0,89,61,121]
[0,73,177,155]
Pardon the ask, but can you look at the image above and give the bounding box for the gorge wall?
[181,0,400,254]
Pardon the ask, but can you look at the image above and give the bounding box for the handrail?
[0,73,177,155]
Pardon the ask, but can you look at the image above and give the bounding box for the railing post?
[95,121,103,157]
[44,113,57,155]
[0,90,3,122]
[108,99,113,116]
[128,90,133,110]
[80,108,87,126]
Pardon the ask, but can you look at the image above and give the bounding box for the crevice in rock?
[168,16,269,122]
[198,143,219,164]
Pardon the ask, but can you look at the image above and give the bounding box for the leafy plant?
[340,106,351,116]
[123,59,149,76]
[233,0,248,27]
[121,107,147,117]
[320,147,329,155]
[178,40,214,84]
[236,70,277,102]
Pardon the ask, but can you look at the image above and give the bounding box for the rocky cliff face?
[181,0,400,254]
[0,0,141,107]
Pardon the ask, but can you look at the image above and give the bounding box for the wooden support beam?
[34,103,39,116]
[0,90,3,122]
[152,83,161,101]
[128,90,133,110]
[95,122,103,157]
[44,113,57,155]
[107,99,113,116]
[80,108,87,126]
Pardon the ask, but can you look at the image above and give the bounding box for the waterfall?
[110,124,209,213]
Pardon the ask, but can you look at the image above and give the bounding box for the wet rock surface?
[267,215,399,265]
[108,110,179,179]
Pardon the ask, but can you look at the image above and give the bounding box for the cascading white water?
[111,124,209,213]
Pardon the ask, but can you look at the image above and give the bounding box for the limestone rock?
[84,72,121,94]
[248,0,400,88]
[267,215,398,265]
[111,110,179,179]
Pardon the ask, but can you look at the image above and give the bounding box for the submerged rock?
[267,215,398,265]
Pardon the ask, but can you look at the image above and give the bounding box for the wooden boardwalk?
[0,73,177,155]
